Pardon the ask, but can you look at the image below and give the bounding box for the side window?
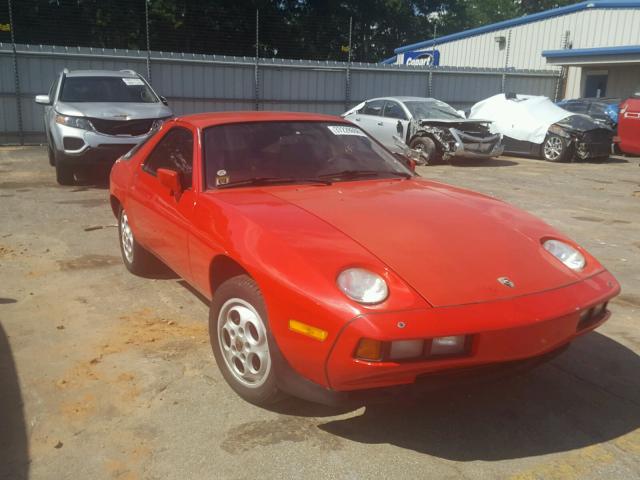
[144,127,194,189]
[361,100,385,116]
[384,101,407,120]
[49,76,60,101]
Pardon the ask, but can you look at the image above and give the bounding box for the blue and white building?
[384,0,640,99]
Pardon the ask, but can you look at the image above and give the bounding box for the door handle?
[377,122,383,126]
[354,117,361,121]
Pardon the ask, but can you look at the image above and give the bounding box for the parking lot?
[1,146,639,480]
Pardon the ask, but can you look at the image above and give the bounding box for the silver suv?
[35,69,173,185]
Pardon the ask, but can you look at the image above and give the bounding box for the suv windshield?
[203,121,411,188]
[60,76,158,103]
[404,100,463,120]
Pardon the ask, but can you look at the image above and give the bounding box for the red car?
[616,96,640,155]
[109,112,620,406]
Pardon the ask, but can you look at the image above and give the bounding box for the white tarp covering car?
[470,94,613,162]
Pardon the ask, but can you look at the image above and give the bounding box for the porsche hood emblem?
[498,277,515,288]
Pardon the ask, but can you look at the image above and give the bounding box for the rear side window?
[60,76,158,103]
[144,127,194,189]
[384,101,407,120]
[360,100,385,116]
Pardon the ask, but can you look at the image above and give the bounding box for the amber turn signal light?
[355,338,383,361]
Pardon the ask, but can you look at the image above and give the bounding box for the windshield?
[203,121,411,188]
[404,100,463,120]
[60,76,158,103]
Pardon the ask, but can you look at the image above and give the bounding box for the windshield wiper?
[317,170,412,180]
[216,176,332,189]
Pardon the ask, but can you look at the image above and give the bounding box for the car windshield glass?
[60,77,158,103]
[404,100,463,120]
[203,121,411,188]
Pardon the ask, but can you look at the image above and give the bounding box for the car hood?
[268,178,597,307]
[55,101,172,119]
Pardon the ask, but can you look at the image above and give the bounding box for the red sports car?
[109,112,620,406]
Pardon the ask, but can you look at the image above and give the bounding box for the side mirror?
[457,110,466,118]
[396,120,403,135]
[159,95,169,106]
[393,152,417,172]
[35,94,51,105]
[157,168,182,197]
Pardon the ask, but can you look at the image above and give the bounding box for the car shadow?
[580,156,628,164]
[449,157,519,167]
[317,332,640,461]
[0,322,29,479]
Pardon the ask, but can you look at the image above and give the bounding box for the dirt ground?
[1,146,639,480]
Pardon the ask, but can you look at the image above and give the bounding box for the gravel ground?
[1,146,639,480]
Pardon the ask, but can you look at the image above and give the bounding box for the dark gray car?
[35,69,173,185]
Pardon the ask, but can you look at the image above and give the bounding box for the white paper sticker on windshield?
[122,78,144,86]
[327,125,367,137]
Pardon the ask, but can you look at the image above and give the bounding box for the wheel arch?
[209,254,252,298]
[409,131,443,152]
[109,194,121,218]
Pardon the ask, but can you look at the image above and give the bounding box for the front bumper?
[325,269,619,392]
[52,123,150,162]
[446,129,504,160]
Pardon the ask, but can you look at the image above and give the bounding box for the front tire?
[118,208,159,275]
[209,275,283,406]
[542,134,569,162]
[55,161,76,185]
[409,136,440,165]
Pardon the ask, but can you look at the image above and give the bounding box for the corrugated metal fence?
[0,43,561,145]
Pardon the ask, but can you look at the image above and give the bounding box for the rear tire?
[409,136,440,165]
[209,274,284,406]
[55,161,76,185]
[542,134,569,162]
[118,207,160,276]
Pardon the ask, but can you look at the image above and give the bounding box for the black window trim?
[142,126,194,187]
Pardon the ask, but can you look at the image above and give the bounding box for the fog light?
[355,338,382,361]
[430,335,467,356]
[389,339,424,360]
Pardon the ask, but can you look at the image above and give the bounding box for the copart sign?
[403,50,440,67]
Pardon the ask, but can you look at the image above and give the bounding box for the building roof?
[543,45,640,58]
[394,0,640,55]
[543,45,640,65]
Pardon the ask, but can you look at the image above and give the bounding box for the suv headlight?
[55,114,94,131]
[337,268,388,304]
[543,239,585,271]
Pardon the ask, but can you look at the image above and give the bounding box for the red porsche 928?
[109,112,620,406]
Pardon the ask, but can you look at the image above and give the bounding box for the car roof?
[176,111,350,129]
[64,70,139,78]
[367,96,437,103]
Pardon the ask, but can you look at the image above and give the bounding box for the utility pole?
[7,0,23,145]
[344,16,353,111]
[254,9,259,111]
[145,0,151,82]
[428,22,437,98]
[501,29,512,93]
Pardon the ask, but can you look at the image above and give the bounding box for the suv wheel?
[55,161,76,185]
